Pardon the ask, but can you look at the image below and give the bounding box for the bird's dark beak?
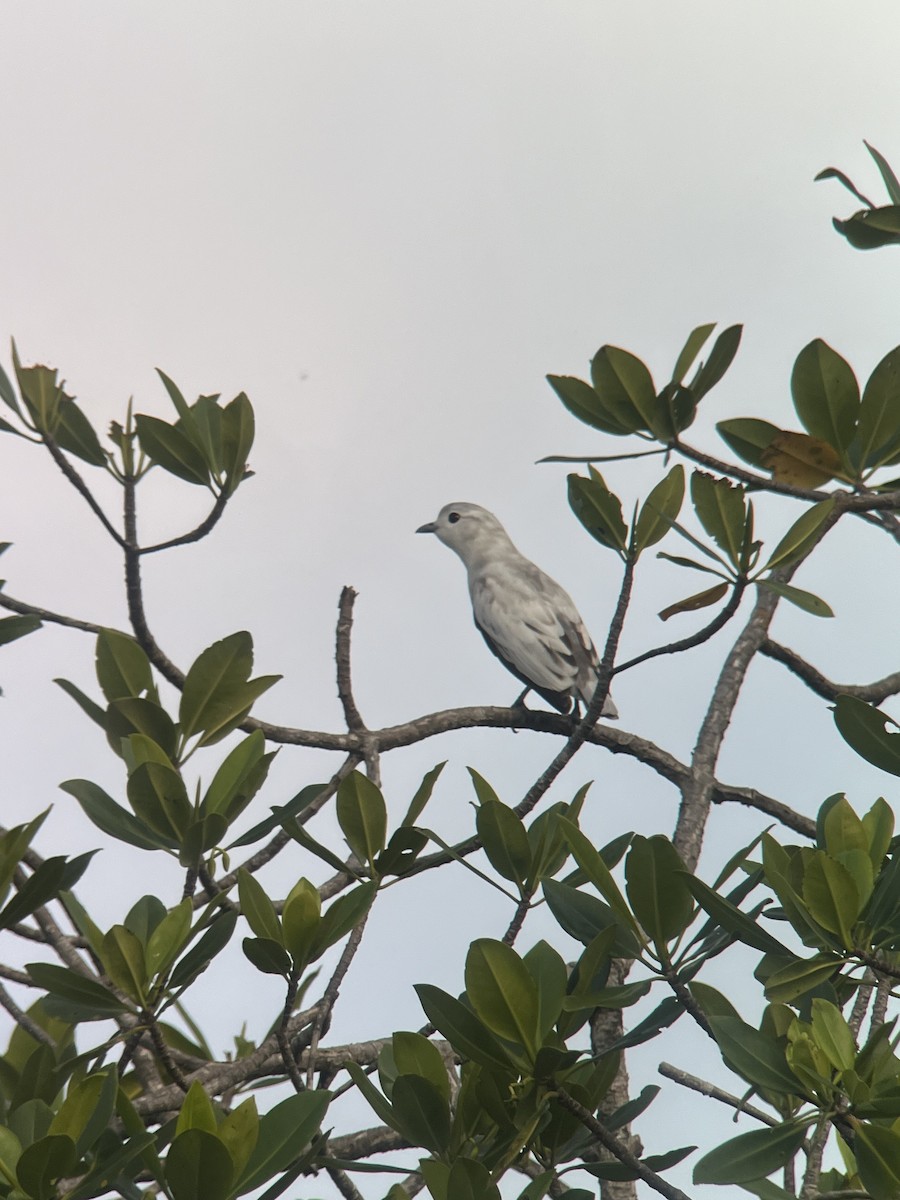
[416,522,437,534]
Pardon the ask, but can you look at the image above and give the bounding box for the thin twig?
[615,579,746,675]
[554,1087,691,1200]
[278,972,306,1092]
[760,640,900,705]
[502,895,531,947]
[305,914,370,1087]
[335,587,365,733]
[43,435,127,547]
[146,1012,189,1091]
[658,1062,777,1126]
[0,981,56,1046]
[139,490,230,554]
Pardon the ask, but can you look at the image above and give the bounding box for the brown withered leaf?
[760,431,841,487]
[659,582,729,622]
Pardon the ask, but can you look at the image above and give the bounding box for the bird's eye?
[448,511,461,524]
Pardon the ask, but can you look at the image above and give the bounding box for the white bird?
[416,502,618,719]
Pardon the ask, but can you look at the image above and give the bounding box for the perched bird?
[416,502,618,719]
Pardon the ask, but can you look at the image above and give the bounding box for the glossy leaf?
[858,345,900,470]
[106,697,178,760]
[672,323,716,384]
[791,339,859,452]
[802,852,860,946]
[690,471,747,567]
[95,629,153,702]
[242,937,291,977]
[690,324,742,402]
[61,778,172,851]
[547,374,633,436]
[634,465,685,553]
[179,632,279,744]
[392,1031,451,1102]
[708,1015,800,1095]
[0,614,41,645]
[235,1089,330,1194]
[592,345,657,433]
[543,878,641,956]
[16,1134,77,1200]
[336,771,387,866]
[414,984,514,1072]
[567,470,628,554]
[165,1128,234,1200]
[523,940,568,1039]
[764,498,835,570]
[810,998,855,1072]
[834,695,900,776]
[281,877,321,965]
[26,962,129,1020]
[625,835,694,945]
[135,414,210,485]
[716,417,781,469]
[758,581,834,618]
[762,953,841,1003]
[237,870,282,943]
[854,1122,900,1200]
[658,581,729,621]
[476,800,531,885]
[55,398,107,466]
[391,1074,451,1153]
[465,939,540,1054]
[683,874,789,955]
[127,761,192,841]
[146,899,193,978]
[169,911,237,991]
[202,730,270,820]
[693,1121,807,1184]
[312,881,377,957]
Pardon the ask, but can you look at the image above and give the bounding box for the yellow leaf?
[760,431,841,487]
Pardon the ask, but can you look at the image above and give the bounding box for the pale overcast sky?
[2,4,900,1196]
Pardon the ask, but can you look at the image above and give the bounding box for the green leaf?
[558,819,638,930]
[165,1128,234,1200]
[15,1134,77,1200]
[336,771,387,866]
[281,877,321,966]
[634,465,685,554]
[708,1015,801,1095]
[54,676,107,728]
[106,696,179,760]
[692,1121,807,1184]
[854,1121,900,1200]
[146,899,193,978]
[169,911,237,991]
[127,760,192,841]
[591,346,657,434]
[866,141,900,205]
[673,323,716,384]
[101,925,148,1002]
[217,1096,258,1183]
[175,1081,218,1135]
[758,581,834,618]
[401,762,446,827]
[523,940,568,1039]
[658,581,730,621]
[802,852,861,946]
[413,984,515,1072]
[222,392,255,493]
[467,767,501,806]
[135,413,211,485]
[690,324,742,402]
[61,778,171,851]
[625,835,694,945]
[202,730,268,820]
[179,631,279,744]
[95,629,153,702]
[690,471,747,568]
[543,878,641,956]
[762,952,841,1003]
[683,874,789,955]
[834,695,900,776]
[311,881,376,958]
[391,1075,451,1153]
[567,470,628,554]
[234,1090,330,1194]
[791,339,860,452]
[49,1068,117,1158]
[26,962,129,1020]
[716,417,781,469]
[242,936,291,977]
[392,1032,451,1102]
[55,398,108,466]
[547,374,633,436]
[0,613,42,645]
[858,345,900,471]
[476,801,531,885]
[764,498,835,570]
[465,939,540,1055]
[230,782,327,848]
[810,998,855,1072]
[237,869,282,943]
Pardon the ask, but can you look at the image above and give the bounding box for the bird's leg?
[512,686,532,709]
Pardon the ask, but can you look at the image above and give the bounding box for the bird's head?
[416,502,511,562]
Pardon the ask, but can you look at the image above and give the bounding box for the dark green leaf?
[568,471,628,554]
[693,1121,807,1184]
[165,1128,234,1200]
[683,874,789,955]
[764,498,835,570]
[26,962,130,1019]
[336,771,387,866]
[311,881,376,958]
[834,695,900,776]
[0,614,42,646]
[672,323,716,384]
[61,778,172,851]
[235,1090,330,1194]
[237,868,283,943]
[465,939,540,1054]
[15,1134,77,1200]
[690,325,742,402]
[476,800,531,885]
[242,936,291,977]
[222,392,255,493]
[716,417,781,469]
[591,346,657,434]
[858,345,900,471]
[414,984,514,1072]
[54,678,107,729]
[634,465,685,554]
[127,760,192,841]
[791,339,859,452]
[758,581,834,618]
[391,1075,451,1153]
[849,1122,900,1200]
[179,631,278,743]
[169,911,237,991]
[135,414,210,486]
[55,399,108,466]
[625,835,694,945]
[866,141,900,204]
[690,471,747,568]
[229,782,327,849]
[401,761,446,827]
[547,374,634,436]
[95,629,152,702]
[708,1016,800,1095]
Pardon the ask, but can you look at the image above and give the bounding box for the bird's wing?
[471,562,593,697]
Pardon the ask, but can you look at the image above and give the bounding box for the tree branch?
[760,639,900,705]
[658,1062,777,1126]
